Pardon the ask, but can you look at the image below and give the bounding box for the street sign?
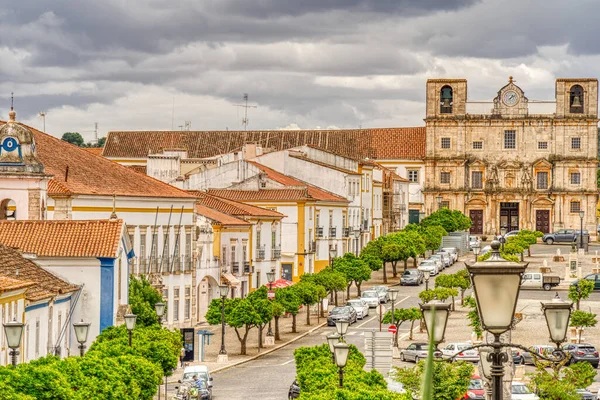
[387,325,397,334]
[267,290,275,300]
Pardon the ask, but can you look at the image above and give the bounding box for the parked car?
[418,260,440,276]
[371,285,390,303]
[480,245,491,256]
[504,230,520,239]
[437,250,454,266]
[468,236,480,250]
[512,348,525,365]
[401,269,424,286]
[346,299,369,319]
[461,375,485,400]
[571,274,600,290]
[561,343,599,368]
[440,343,479,363]
[288,380,300,399]
[542,229,589,245]
[400,342,440,363]
[441,247,459,263]
[179,365,213,400]
[511,381,539,400]
[576,388,594,400]
[522,345,555,365]
[430,253,450,269]
[361,290,380,308]
[327,306,357,326]
[520,272,561,291]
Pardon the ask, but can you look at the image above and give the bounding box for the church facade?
[424,77,599,237]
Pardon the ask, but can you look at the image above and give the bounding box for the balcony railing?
[316,227,324,238]
[272,246,281,259]
[256,245,266,261]
[137,256,194,274]
[329,227,337,238]
[244,261,251,274]
[343,227,350,237]
[183,255,193,272]
[231,261,240,275]
[362,219,369,231]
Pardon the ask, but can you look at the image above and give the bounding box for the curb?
[168,321,328,383]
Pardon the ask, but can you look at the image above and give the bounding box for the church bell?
[571,95,582,108]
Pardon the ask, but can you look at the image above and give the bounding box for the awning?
[221,272,240,287]
[270,278,295,289]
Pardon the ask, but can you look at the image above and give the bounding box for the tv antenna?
[234,93,257,131]
[39,112,47,132]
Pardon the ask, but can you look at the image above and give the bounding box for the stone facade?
[424,77,599,237]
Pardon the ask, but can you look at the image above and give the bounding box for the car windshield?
[456,344,470,350]
[331,308,349,315]
[403,270,417,276]
[578,346,596,353]
[469,379,483,390]
[420,261,435,266]
[430,255,441,259]
[348,301,362,306]
[182,372,208,381]
[362,291,377,298]
[512,384,531,394]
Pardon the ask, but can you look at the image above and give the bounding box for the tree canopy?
[420,208,471,232]
[129,275,164,327]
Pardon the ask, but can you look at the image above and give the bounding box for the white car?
[347,299,369,319]
[437,250,454,266]
[440,343,479,362]
[418,260,439,276]
[361,290,380,308]
[441,248,458,263]
[511,382,539,400]
[430,254,449,269]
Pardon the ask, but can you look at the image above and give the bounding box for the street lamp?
[472,244,481,263]
[155,302,166,324]
[579,210,585,250]
[124,312,137,347]
[335,319,350,341]
[389,289,399,346]
[420,300,451,346]
[541,293,573,348]
[3,319,24,367]
[266,272,275,337]
[219,284,229,356]
[326,333,340,362]
[333,342,350,388]
[353,229,360,256]
[329,245,338,305]
[72,319,91,357]
[436,195,443,210]
[424,270,431,291]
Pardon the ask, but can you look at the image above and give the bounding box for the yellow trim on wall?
[46,206,193,213]
[212,226,222,258]
[0,293,26,304]
[248,225,254,291]
[295,203,306,282]
[109,159,148,164]
[314,260,329,273]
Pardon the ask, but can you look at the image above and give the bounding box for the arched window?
[440,85,453,114]
[0,199,16,220]
[569,85,584,113]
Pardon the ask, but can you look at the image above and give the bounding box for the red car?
[461,375,484,400]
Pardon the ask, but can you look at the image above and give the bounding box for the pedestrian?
[180,346,186,368]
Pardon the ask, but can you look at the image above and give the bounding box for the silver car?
[441,247,458,263]
[347,299,369,319]
[437,250,454,266]
[441,342,479,362]
[361,290,380,308]
[400,343,436,363]
[371,285,389,303]
[430,253,450,269]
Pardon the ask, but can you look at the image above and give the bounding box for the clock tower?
[492,76,529,117]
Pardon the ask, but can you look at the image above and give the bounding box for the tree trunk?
[235,326,251,355]
[274,316,281,340]
[520,252,524,262]
[306,303,311,325]
[460,290,465,306]
[577,299,581,310]
[330,290,334,304]
[413,257,417,267]
[451,295,455,311]
[578,328,582,344]
[292,314,297,333]
[356,281,363,296]
[347,284,351,299]
[403,259,408,271]
[335,290,338,306]
[409,320,415,340]
[419,319,424,333]
[528,247,532,257]
[258,326,263,350]
[382,262,388,284]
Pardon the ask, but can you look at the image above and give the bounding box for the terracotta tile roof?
[207,188,310,202]
[127,165,147,174]
[247,161,348,202]
[103,127,426,161]
[0,220,123,258]
[196,204,250,226]
[189,191,284,218]
[0,121,195,199]
[0,275,35,292]
[0,244,79,301]
[83,148,104,156]
[372,161,410,183]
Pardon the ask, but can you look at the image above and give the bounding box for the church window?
[504,131,516,149]
[569,85,584,113]
[537,141,548,150]
[440,86,453,114]
[570,172,581,185]
[536,172,549,190]
[472,141,483,150]
[408,170,419,183]
[440,201,450,209]
[441,138,451,149]
[471,172,483,189]
[440,172,451,184]
[570,201,581,213]
[571,137,581,149]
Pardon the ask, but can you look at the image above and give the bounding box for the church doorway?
[500,202,519,232]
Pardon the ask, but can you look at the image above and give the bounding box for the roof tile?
[189,191,284,218]
[196,205,250,226]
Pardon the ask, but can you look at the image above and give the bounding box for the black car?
[288,380,300,399]
[400,269,424,286]
[511,349,524,365]
[561,343,599,368]
[327,306,357,326]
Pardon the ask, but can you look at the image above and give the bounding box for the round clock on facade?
[503,90,519,106]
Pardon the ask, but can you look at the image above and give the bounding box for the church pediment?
[492,77,529,116]
[468,160,486,168]
[532,196,554,206]
[466,197,486,206]
[497,160,521,170]
[532,158,552,169]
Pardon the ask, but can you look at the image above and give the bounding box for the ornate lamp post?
[424,270,431,291]
[541,293,573,348]
[155,302,166,324]
[420,300,451,350]
[124,312,137,347]
[3,319,24,367]
[353,229,361,256]
[266,271,275,338]
[329,245,338,305]
[326,333,340,362]
[579,210,585,250]
[335,319,350,342]
[333,342,350,388]
[218,284,229,360]
[472,244,481,263]
[73,319,91,356]
[389,289,399,345]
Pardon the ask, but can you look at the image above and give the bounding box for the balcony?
[232,261,240,275]
[172,256,182,273]
[256,245,266,261]
[316,226,324,238]
[244,261,251,274]
[308,241,316,253]
[362,219,369,231]
[343,227,350,238]
[329,227,337,238]
[272,246,281,259]
[183,255,193,272]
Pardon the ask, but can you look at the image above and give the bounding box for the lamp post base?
[264,335,275,346]
[392,347,400,359]
[217,354,229,363]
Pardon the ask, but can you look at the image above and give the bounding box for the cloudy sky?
[1,0,598,141]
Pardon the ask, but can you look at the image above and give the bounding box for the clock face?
[503,90,519,106]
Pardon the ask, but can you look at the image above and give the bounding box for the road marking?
[355,296,410,328]
[280,358,295,365]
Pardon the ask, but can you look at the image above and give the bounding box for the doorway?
[500,202,519,232]
[535,210,550,233]
[281,263,293,281]
[469,210,483,234]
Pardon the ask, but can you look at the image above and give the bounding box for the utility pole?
[234,93,257,131]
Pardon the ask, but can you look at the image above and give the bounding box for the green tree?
[454,269,471,306]
[421,225,448,253]
[395,358,474,400]
[568,279,595,310]
[294,281,321,326]
[421,208,471,233]
[247,287,274,349]
[61,132,85,147]
[403,230,426,268]
[528,361,596,400]
[276,286,302,333]
[129,275,164,327]
[361,238,389,283]
[434,274,458,310]
[478,250,520,263]
[335,253,372,297]
[311,268,347,307]
[464,295,482,338]
[271,301,285,340]
[382,307,421,344]
[569,310,597,343]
